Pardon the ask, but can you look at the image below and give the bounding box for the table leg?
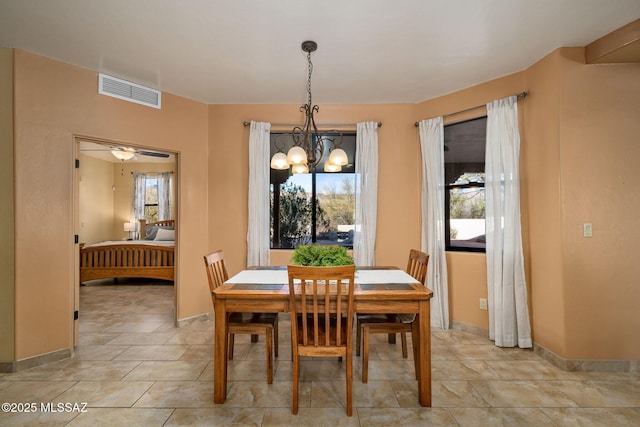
[213,297,228,403]
[416,300,431,407]
[387,333,396,344]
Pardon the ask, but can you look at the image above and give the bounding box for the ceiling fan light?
[287,146,307,165]
[291,163,309,174]
[324,162,342,172]
[270,152,289,170]
[111,150,136,161]
[328,148,348,166]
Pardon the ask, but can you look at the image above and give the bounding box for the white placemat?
[225,270,287,284]
[355,269,418,284]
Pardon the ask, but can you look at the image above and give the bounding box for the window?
[444,117,486,252]
[270,133,356,249]
[143,176,159,222]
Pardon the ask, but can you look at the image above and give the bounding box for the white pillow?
[154,228,175,241]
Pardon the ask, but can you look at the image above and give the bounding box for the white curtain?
[247,121,271,267]
[131,172,147,238]
[157,172,172,220]
[418,117,450,330]
[353,122,378,266]
[485,96,532,348]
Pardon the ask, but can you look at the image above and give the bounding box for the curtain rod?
[243,121,382,128]
[414,92,527,126]
[130,171,174,175]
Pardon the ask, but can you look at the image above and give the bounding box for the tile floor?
[1,280,639,426]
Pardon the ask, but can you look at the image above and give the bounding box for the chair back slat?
[406,249,429,285]
[203,250,229,293]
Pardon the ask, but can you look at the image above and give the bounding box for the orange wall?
[78,154,115,244]
[0,48,15,363]
[524,50,566,356]
[208,103,421,276]
[557,48,640,359]
[12,50,211,360]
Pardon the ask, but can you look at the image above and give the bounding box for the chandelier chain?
[306,51,313,107]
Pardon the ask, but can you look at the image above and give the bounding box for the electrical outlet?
[479,298,488,310]
[583,223,593,238]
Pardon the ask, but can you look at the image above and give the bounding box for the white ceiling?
[0,0,639,105]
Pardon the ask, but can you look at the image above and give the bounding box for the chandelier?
[270,41,348,174]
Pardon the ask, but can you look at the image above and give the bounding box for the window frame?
[443,116,487,253]
[143,176,159,223]
[269,132,356,250]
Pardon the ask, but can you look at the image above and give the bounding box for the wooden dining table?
[211,266,434,406]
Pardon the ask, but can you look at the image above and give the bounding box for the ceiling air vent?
[98,73,161,109]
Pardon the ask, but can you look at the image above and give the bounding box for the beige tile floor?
[1,280,639,426]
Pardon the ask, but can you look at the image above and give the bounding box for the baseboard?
[176,311,212,328]
[0,361,16,373]
[449,320,638,373]
[0,348,72,373]
[450,320,489,338]
[534,343,639,373]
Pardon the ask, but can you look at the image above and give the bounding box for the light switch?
[583,223,593,238]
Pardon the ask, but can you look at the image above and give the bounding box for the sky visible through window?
[287,173,352,194]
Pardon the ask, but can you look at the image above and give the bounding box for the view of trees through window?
[444,117,487,251]
[270,133,356,249]
[144,177,159,222]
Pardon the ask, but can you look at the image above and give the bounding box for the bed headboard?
[139,219,175,239]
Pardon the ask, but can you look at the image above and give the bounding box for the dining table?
[211,266,434,406]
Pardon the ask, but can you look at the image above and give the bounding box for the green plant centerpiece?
[291,244,354,266]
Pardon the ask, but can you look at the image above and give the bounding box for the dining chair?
[356,249,429,383]
[287,264,356,416]
[204,250,279,384]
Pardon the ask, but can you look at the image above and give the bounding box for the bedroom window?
[270,132,356,249]
[132,172,172,224]
[144,177,159,222]
[444,117,487,252]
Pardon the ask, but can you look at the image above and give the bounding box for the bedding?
[79,219,175,283]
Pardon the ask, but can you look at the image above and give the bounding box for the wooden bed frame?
[79,219,175,283]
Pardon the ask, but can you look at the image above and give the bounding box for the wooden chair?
[356,249,429,383]
[204,250,278,383]
[287,265,356,416]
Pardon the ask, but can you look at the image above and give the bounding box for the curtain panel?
[247,121,271,267]
[131,172,147,237]
[485,96,532,348]
[157,172,172,220]
[418,117,450,330]
[353,121,379,266]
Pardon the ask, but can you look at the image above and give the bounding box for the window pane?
[144,178,159,222]
[315,174,355,247]
[449,185,485,248]
[145,178,158,204]
[144,205,158,223]
[271,175,313,249]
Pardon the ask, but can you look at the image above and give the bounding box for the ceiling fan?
[80,142,171,160]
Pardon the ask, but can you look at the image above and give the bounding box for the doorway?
[73,136,178,345]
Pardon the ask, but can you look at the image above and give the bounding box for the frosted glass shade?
[291,163,309,174]
[286,146,307,165]
[270,152,289,169]
[112,150,136,161]
[328,148,348,166]
[324,162,342,172]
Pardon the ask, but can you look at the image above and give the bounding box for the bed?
[79,219,175,283]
